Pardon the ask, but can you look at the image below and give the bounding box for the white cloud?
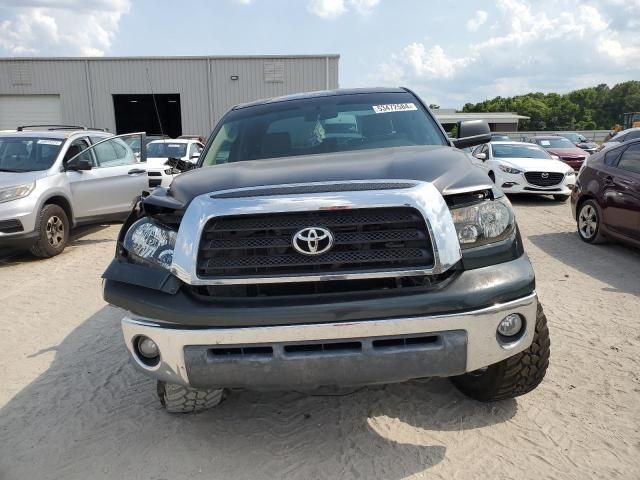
[373,0,640,106]
[307,0,380,18]
[232,0,253,4]
[0,0,130,56]
[466,10,488,32]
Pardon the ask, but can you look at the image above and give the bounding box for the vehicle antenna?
[145,67,166,141]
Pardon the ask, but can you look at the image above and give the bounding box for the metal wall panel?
[0,56,339,136]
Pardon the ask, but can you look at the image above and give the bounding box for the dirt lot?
[1,196,639,480]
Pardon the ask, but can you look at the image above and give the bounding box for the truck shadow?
[528,231,640,297]
[0,306,516,479]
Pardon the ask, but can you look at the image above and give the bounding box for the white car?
[145,139,204,188]
[472,141,576,201]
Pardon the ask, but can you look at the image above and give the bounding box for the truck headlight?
[122,217,177,269]
[450,197,515,249]
[498,165,522,174]
[0,182,35,203]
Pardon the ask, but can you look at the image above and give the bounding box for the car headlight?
[565,170,576,177]
[122,217,177,269]
[0,182,35,203]
[498,165,523,174]
[450,196,515,249]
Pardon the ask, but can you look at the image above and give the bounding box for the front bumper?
[121,292,537,389]
[0,196,39,243]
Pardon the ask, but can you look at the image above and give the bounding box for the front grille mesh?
[197,207,433,278]
[524,171,565,187]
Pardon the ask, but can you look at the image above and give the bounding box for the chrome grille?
[197,207,433,278]
[524,171,564,187]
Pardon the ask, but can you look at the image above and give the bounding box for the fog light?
[137,336,159,358]
[497,314,523,337]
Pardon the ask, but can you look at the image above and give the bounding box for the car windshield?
[147,142,187,158]
[493,144,550,159]
[0,137,63,172]
[201,92,447,166]
[537,137,575,148]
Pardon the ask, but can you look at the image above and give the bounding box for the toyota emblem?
[292,227,334,255]
[541,172,549,179]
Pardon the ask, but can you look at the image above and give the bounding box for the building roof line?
[0,54,340,62]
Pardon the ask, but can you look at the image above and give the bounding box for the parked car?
[490,133,511,141]
[102,87,550,413]
[554,132,598,154]
[124,134,170,159]
[571,138,640,247]
[144,139,204,187]
[472,141,575,201]
[526,135,589,171]
[598,127,640,152]
[0,127,149,257]
[178,134,207,144]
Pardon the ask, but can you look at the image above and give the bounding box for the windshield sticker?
[372,103,418,114]
[540,140,551,146]
[167,144,181,148]
[37,140,62,146]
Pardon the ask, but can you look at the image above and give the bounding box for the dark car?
[571,139,640,247]
[554,132,598,154]
[102,88,550,413]
[527,136,589,171]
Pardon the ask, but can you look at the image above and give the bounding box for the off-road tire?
[30,204,70,258]
[451,303,550,401]
[553,194,570,202]
[576,199,606,244]
[157,381,225,413]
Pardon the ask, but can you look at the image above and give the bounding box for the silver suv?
[0,126,149,257]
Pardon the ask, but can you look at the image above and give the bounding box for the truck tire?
[157,381,225,413]
[451,303,550,401]
[30,204,70,258]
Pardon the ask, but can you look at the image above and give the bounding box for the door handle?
[128,168,146,175]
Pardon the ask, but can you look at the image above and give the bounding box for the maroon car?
[571,139,640,247]
[527,136,588,171]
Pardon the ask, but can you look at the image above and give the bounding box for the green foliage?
[462,81,640,130]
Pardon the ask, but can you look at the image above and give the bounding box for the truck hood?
[0,170,50,188]
[161,145,493,209]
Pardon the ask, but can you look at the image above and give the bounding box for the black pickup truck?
[103,88,550,413]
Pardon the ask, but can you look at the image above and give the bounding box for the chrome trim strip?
[170,180,462,285]
[121,293,538,386]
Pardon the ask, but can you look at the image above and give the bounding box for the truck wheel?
[577,199,606,244]
[553,194,570,202]
[451,303,550,402]
[157,381,225,413]
[30,204,70,258]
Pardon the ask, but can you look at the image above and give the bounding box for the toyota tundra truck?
[102,88,550,413]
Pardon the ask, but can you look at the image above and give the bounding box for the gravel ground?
[1,195,639,480]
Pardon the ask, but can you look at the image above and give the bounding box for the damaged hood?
[152,145,493,209]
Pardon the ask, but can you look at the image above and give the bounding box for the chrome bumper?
[121,293,538,388]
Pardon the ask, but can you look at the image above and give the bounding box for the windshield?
[201,92,447,166]
[493,144,550,159]
[0,137,63,172]
[147,142,187,158]
[536,137,576,149]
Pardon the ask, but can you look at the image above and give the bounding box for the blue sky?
[1,0,639,107]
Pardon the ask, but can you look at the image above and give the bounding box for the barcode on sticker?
[37,139,62,146]
[372,103,418,114]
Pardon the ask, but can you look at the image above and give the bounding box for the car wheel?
[488,171,496,184]
[553,194,570,202]
[450,303,550,401]
[577,199,606,244]
[157,381,225,413]
[29,204,70,258]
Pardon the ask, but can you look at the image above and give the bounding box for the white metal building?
[433,109,530,132]
[0,55,340,137]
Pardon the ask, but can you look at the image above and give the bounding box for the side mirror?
[190,152,201,160]
[453,120,491,149]
[474,152,487,160]
[66,158,92,171]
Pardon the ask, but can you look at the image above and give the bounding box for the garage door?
[0,95,62,130]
